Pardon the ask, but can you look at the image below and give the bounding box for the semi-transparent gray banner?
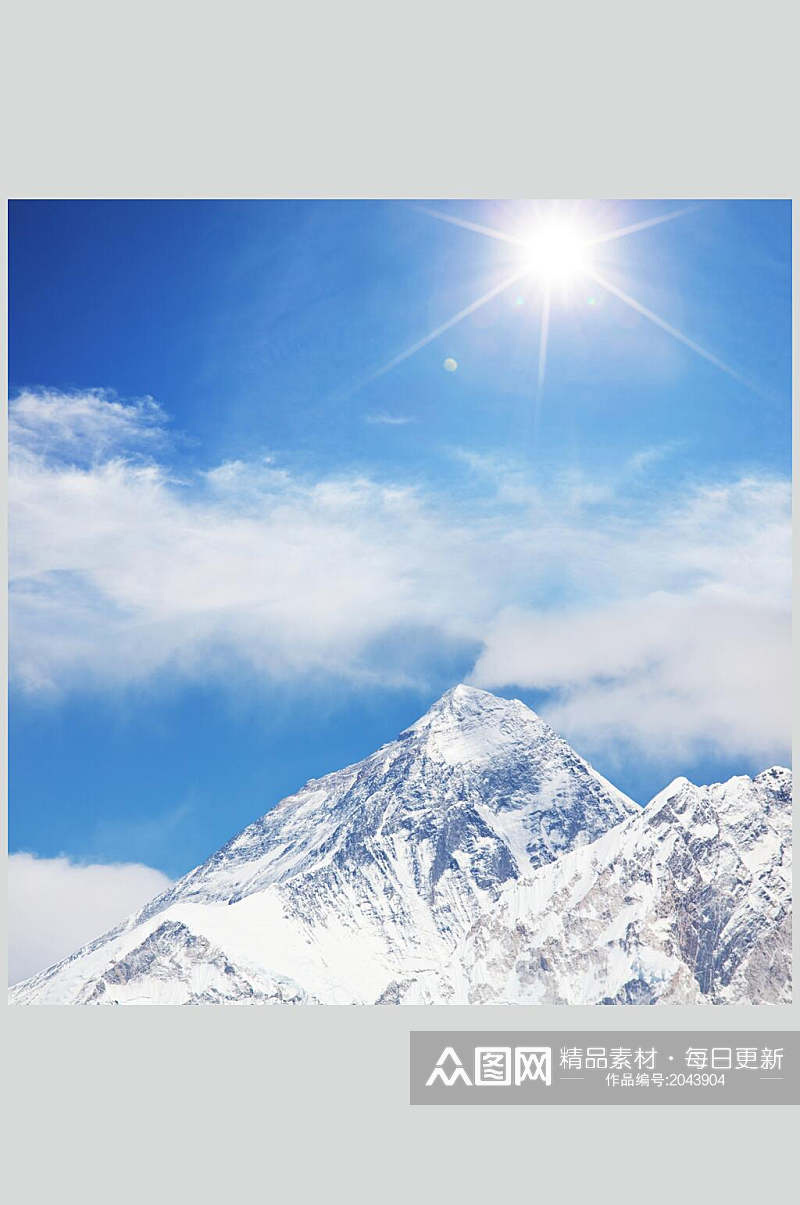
[410,1031,799,1105]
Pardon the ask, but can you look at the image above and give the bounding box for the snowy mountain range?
[9,685,792,1005]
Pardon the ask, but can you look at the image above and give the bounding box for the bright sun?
[522,219,591,285]
[372,202,732,400]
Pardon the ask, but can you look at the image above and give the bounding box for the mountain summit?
[9,687,791,1005]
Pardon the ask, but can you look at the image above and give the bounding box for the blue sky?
[9,199,791,904]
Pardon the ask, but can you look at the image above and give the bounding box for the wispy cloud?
[364,413,415,426]
[626,441,683,474]
[8,390,790,761]
[10,388,167,464]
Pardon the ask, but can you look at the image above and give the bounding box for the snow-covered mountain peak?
[9,688,650,1004]
[643,775,696,819]
[10,681,787,1008]
[644,766,791,833]
[167,685,638,906]
[422,681,491,709]
[402,683,550,767]
[405,682,532,731]
[450,765,791,1006]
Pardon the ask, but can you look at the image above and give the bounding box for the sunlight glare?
[361,202,751,405]
[523,219,591,285]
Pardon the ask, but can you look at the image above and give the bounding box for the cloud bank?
[8,852,172,985]
[9,389,790,761]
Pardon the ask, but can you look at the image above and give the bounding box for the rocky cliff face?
[9,687,791,1005]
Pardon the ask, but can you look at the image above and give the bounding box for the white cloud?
[471,476,790,760]
[10,388,166,464]
[8,853,172,985]
[8,390,791,761]
[472,589,789,762]
[626,442,681,473]
[365,413,415,425]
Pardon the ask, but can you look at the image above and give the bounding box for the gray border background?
[3,1,798,1199]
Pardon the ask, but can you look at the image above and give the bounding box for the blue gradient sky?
[9,199,791,878]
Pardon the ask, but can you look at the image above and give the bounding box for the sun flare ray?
[586,205,699,247]
[350,203,759,400]
[589,268,747,385]
[537,286,551,398]
[413,205,525,246]
[364,269,527,385]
